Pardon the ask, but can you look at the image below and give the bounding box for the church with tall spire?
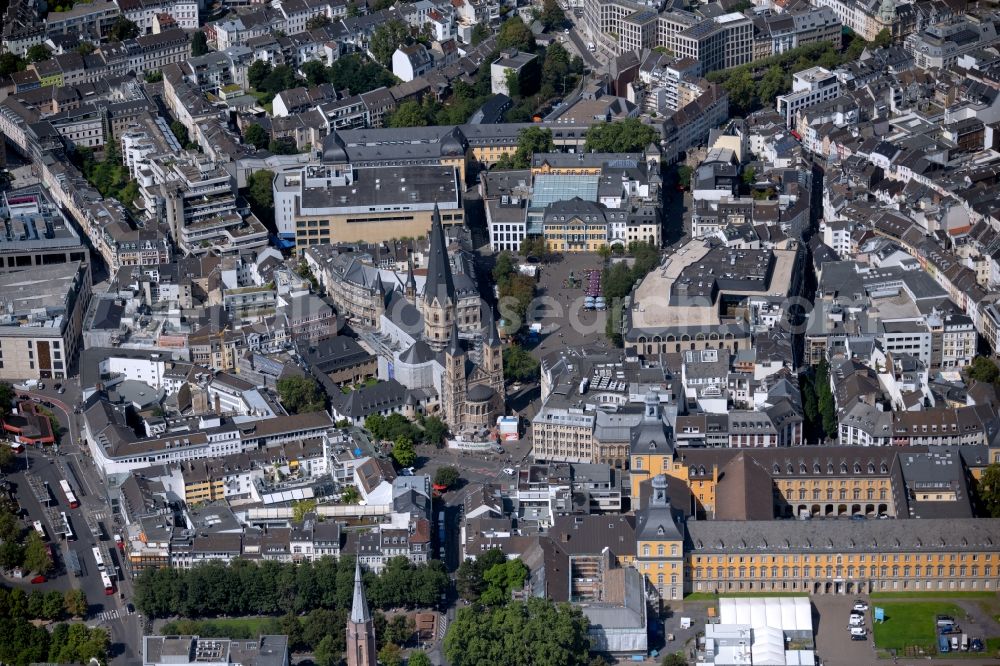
[373,204,505,434]
[347,559,377,666]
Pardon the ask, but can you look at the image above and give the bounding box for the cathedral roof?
[467,384,496,402]
[399,340,436,365]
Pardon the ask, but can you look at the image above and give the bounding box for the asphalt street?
[5,382,143,664]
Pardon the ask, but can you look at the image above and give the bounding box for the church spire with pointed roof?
[346,559,376,666]
[423,204,455,306]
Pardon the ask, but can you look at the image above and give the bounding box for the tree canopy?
[191,31,210,56]
[276,376,326,413]
[976,463,1000,518]
[108,16,140,41]
[493,252,536,332]
[495,127,554,169]
[135,556,448,619]
[243,123,269,149]
[584,118,659,153]
[497,17,536,52]
[538,0,567,30]
[444,597,591,666]
[503,345,539,383]
[433,466,460,489]
[370,19,411,67]
[0,585,108,666]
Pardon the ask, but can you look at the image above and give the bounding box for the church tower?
[482,307,505,394]
[443,321,466,427]
[372,272,387,324]
[421,205,455,351]
[346,559,377,666]
[404,257,417,304]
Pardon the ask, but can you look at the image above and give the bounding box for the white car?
[849,626,867,637]
[852,601,868,612]
[503,467,516,476]
[848,614,864,627]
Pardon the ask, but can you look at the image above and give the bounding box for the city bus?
[32,520,47,541]
[59,480,79,509]
[92,546,105,572]
[100,571,114,595]
[60,512,75,541]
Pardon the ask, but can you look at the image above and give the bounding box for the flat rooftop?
[0,261,84,326]
[630,240,795,331]
[299,166,459,215]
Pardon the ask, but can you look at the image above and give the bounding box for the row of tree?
[0,585,106,666]
[133,555,448,619]
[0,509,57,575]
[800,360,837,441]
[0,587,88,622]
[709,30,893,116]
[601,242,662,345]
[299,55,397,96]
[503,345,540,383]
[494,251,537,333]
[364,412,448,448]
[276,375,326,414]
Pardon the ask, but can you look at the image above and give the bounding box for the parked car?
[850,633,867,641]
[848,614,864,627]
[57,387,65,394]
[852,601,869,612]
[936,615,955,627]
[30,575,46,584]
[971,638,984,652]
[849,626,866,637]
[939,635,951,653]
[503,467,516,476]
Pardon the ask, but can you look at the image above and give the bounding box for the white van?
[849,614,864,627]
[849,626,866,637]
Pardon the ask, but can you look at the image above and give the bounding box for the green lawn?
[160,617,282,638]
[871,602,963,652]
[870,591,998,600]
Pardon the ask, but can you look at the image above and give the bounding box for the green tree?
[471,22,491,45]
[346,1,361,16]
[0,539,24,569]
[800,374,819,441]
[64,589,87,618]
[506,126,553,169]
[391,437,416,468]
[967,356,1000,385]
[248,60,272,89]
[293,499,318,523]
[109,16,140,41]
[25,44,51,63]
[370,19,411,67]
[584,118,659,153]
[144,70,163,83]
[300,60,329,86]
[502,345,540,383]
[976,463,1000,517]
[408,652,433,666]
[758,65,786,105]
[327,54,397,95]
[191,31,210,56]
[676,164,693,189]
[76,42,95,55]
[433,466,460,489]
[42,590,65,620]
[23,532,51,574]
[0,52,25,77]
[0,510,20,542]
[243,123,269,149]
[742,165,756,189]
[723,66,756,115]
[378,643,403,666]
[342,486,361,504]
[539,0,566,30]
[306,14,331,29]
[313,635,339,666]
[365,413,388,440]
[542,41,572,94]
[276,376,325,413]
[383,613,414,646]
[170,120,191,147]
[497,17,535,52]
[388,100,430,128]
[422,416,448,447]
[247,169,274,210]
[268,138,298,154]
[814,360,838,440]
[479,558,528,605]
[661,654,687,666]
[444,597,591,666]
[872,27,892,49]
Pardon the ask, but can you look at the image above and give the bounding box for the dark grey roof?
[686,518,1000,554]
[423,204,454,305]
[334,380,407,418]
[467,384,495,402]
[398,340,435,365]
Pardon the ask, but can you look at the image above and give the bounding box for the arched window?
[657,545,664,556]
[643,545,650,556]
[671,544,678,556]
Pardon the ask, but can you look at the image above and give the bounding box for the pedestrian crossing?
[95,609,119,621]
